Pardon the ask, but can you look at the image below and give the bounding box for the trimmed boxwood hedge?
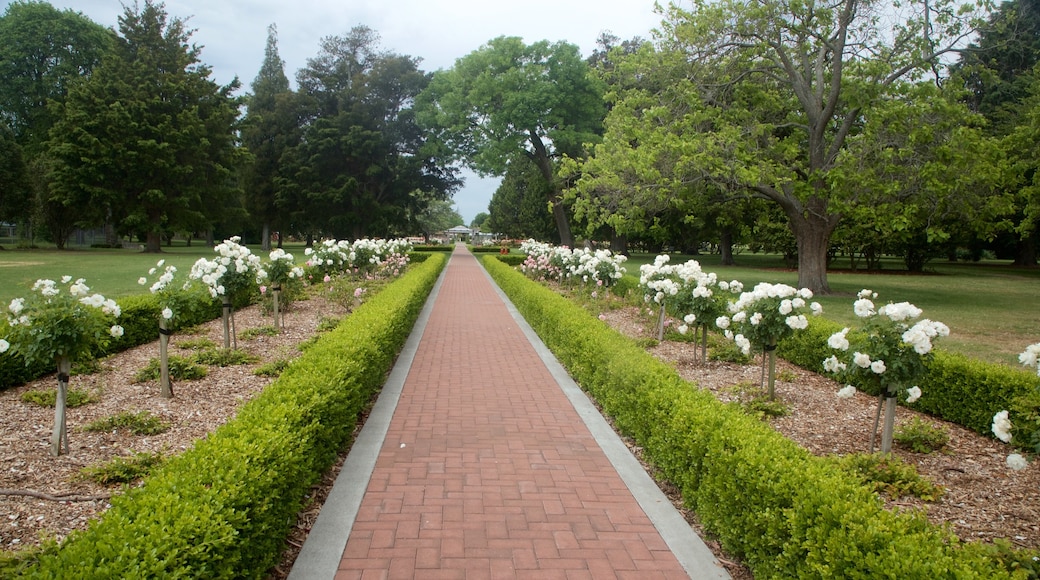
[482,255,1023,579]
[16,253,446,579]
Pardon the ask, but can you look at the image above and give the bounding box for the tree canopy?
[416,36,606,247]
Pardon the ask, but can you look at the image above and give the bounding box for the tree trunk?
[881,395,897,453]
[1013,229,1038,267]
[790,213,838,294]
[609,230,628,255]
[51,356,71,456]
[261,223,271,252]
[550,194,574,248]
[719,228,735,266]
[143,230,162,253]
[221,295,232,349]
[159,318,173,398]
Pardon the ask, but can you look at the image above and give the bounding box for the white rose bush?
[138,260,186,398]
[824,289,949,453]
[519,240,627,290]
[189,236,267,348]
[263,249,305,330]
[717,282,822,399]
[989,342,1040,471]
[638,255,682,340]
[0,277,124,455]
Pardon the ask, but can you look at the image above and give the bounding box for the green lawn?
[623,252,1040,367]
[0,242,312,306]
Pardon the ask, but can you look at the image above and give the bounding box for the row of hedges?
[778,317,1040,437]
[15,253,446,578]
[482,255,1024,578]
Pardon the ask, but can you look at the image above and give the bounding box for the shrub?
[134,355,207,382]
[82,411,168,436]
[192,348,259,367]
[830,452,945,501]
[895,417,950,454]
[78,452,165,485]
[21,388,97,408]
[176,338,217,351]
[239,325,279,340]
[19,253,446,578]
[254,358,292,378]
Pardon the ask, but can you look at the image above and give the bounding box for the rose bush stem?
[50,356,71,456]
[656,302,666,341]
[159,318,173,399]
[869,390,884,453]
[881,394,898,453]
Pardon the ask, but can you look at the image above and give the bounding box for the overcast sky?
[5,0,666,224]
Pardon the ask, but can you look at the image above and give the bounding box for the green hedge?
[482,255,1021,579]
[777,318,1040,437]
[17,253,446,578]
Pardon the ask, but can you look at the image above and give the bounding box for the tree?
[242,24,294,251]
[47,0,243,252]
[485,156,559,242]
[470,212,489,229]
[0,1,113,151]
[280,26,459,240]
[0,124,30,230]
[412,197,463,241]
[416,37,606,247]
[583,0,989,293]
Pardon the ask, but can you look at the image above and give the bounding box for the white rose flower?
[0,339,9,353]
[823,355,847,374]
[162,307,174,320]
[109,325,124,338]
[828,328,851,351]
[992,410,1013,443]
[906,386,922,403]
[836,385,857,399]
[1006,453,1028,471]
[9,298,25,315]
[853,299,875,318]
[853,352,872,368]
[138,277,148,286]
[684,314,696,325]
[716,316,730,330]
[870,359,886,374]
[779,300,793,315]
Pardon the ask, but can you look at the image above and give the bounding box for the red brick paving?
[336,247,690,579]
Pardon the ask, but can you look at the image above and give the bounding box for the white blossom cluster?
[190,237,267,299]
[519,240,626,286]
[826,289,947,404]
[1019,342,1040,376]
[716,282,821,355]
[304,238,412,277]
[266,249,305,284]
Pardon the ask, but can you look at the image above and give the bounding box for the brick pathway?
[294,246,727,579]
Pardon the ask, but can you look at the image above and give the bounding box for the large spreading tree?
[573,0,992,293]
[415,37,606,248]
[47,0,243,251]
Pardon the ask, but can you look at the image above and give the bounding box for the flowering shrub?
[823,289,948,402]
[138,260,181,322]
[189,237,267,300]
[717,282,822,356]
[1,276,124,455]
[990,342,1040,464]
[265,249,305,286]
[305,238,413,278]
[519,240,626,287]
[2,277,123,366]
[825,289,949,452]
[304,239,349,277]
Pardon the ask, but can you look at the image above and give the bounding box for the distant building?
[445,225,472,242]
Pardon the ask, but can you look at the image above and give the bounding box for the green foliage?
[895,417,950,454]
[78,451,165,485]
[239,326,278,340]
[176,338,217,351]
[482,255,1019,578]
[134,355,207,383]
[729,381,790,418]
[495,254,526,267]
[253,358,292,378]
[709,339,752,364]
[20,388,97,408]
[831,453,945,501]
[316,316,341,333]
[19,253,446,578]
[82,411,168,436]
[192,348,259,367]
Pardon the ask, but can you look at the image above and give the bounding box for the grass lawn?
[623,251,1040,367]
[0,242,312,306]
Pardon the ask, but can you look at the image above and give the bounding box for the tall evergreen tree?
[242,24,294,250]
[48,0,243,252]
